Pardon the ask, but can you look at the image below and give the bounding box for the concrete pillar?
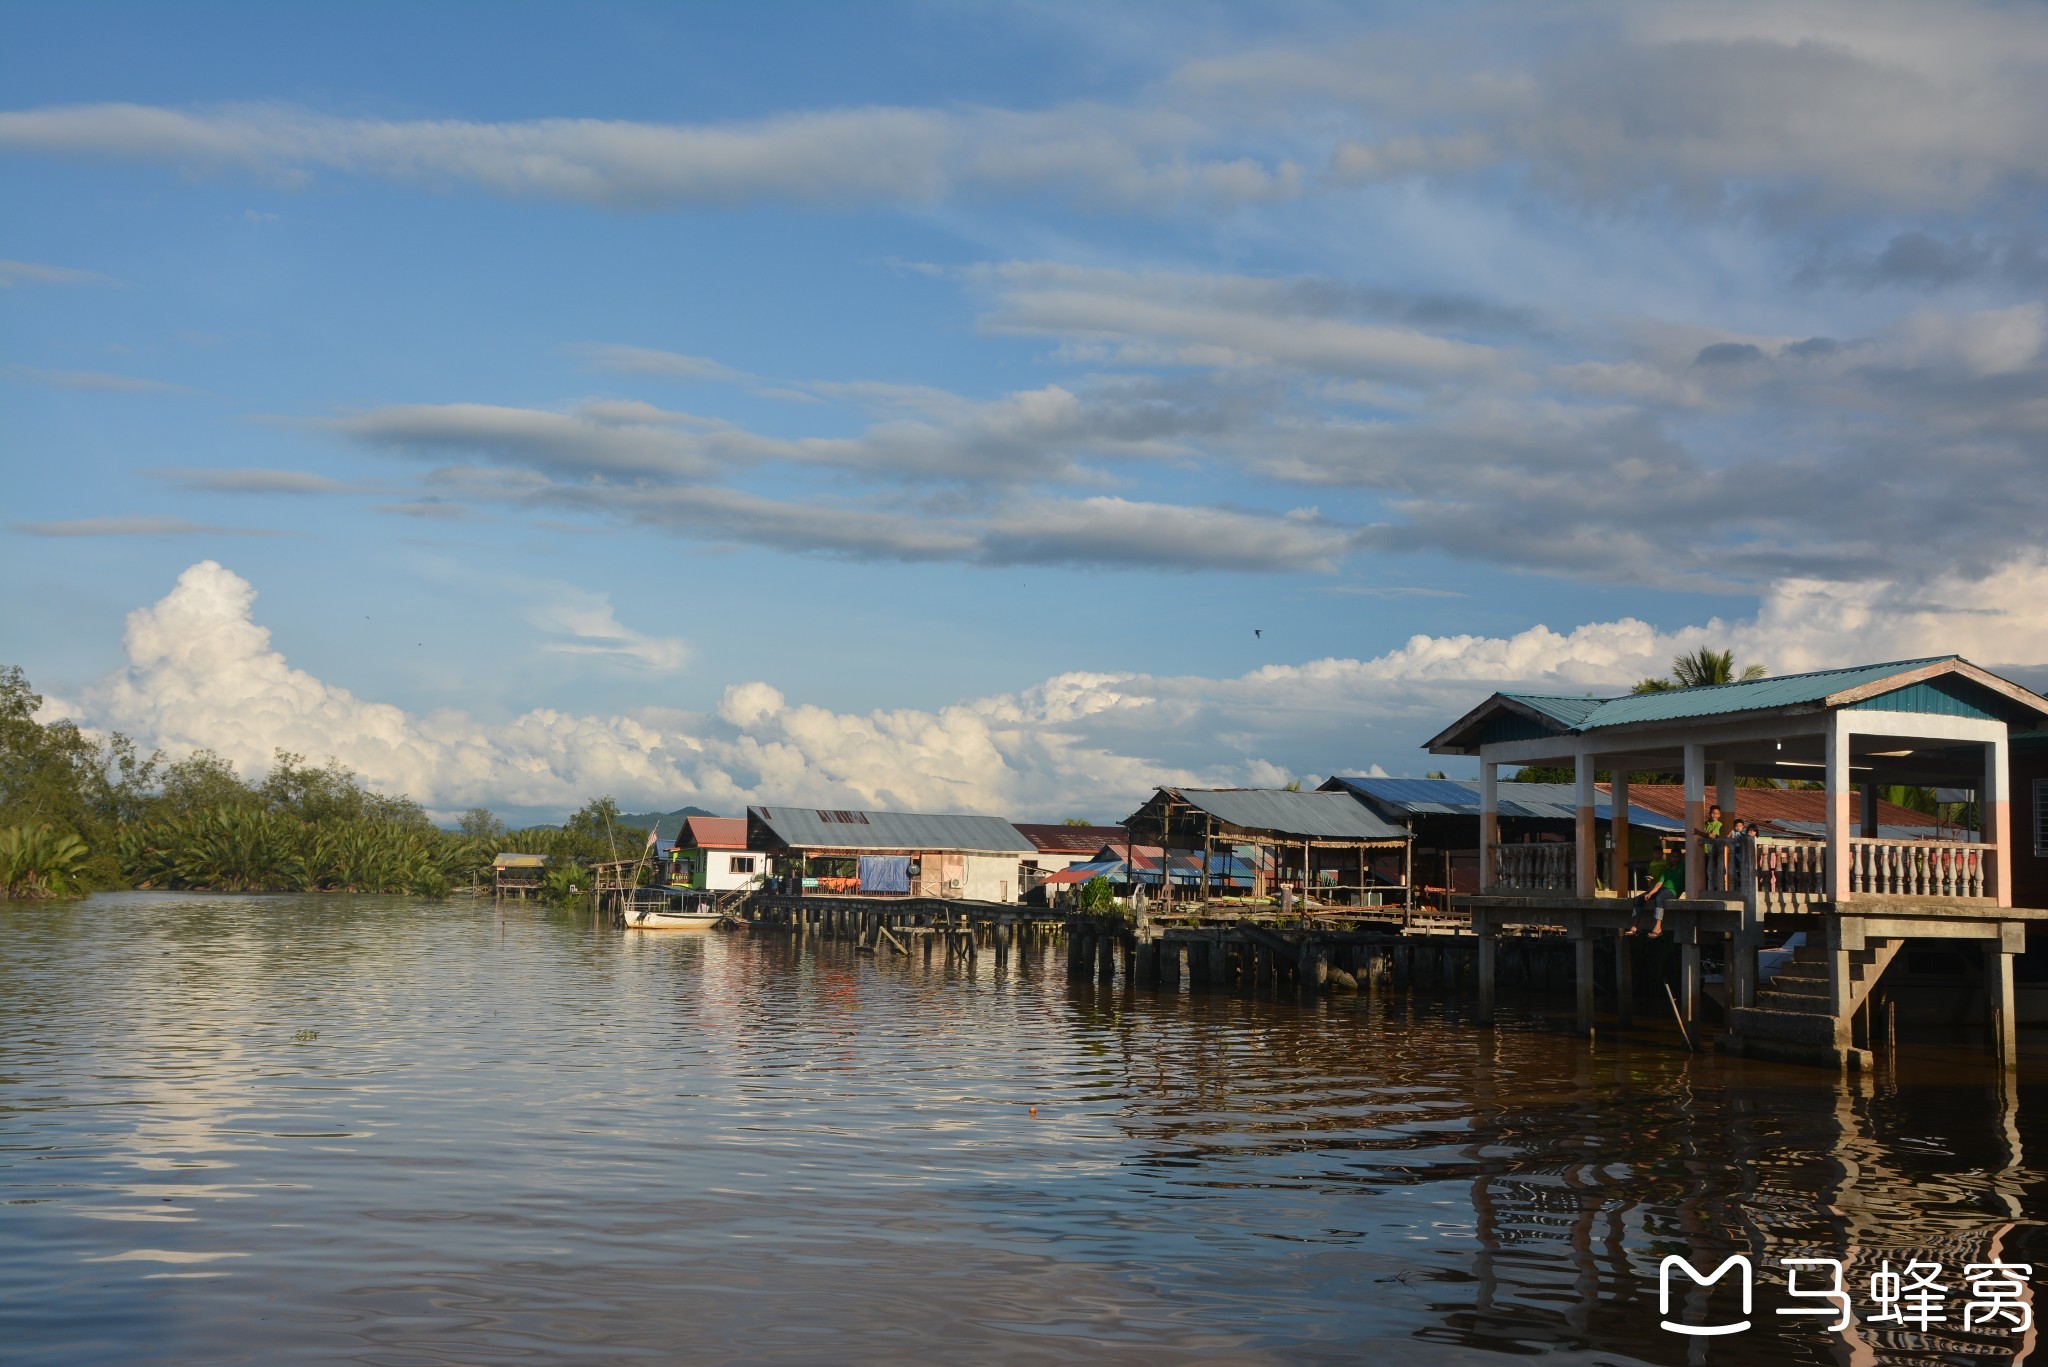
[1575,934,1596,1035]
[1715,761,1736,828]
[1614,934,1633,1027]
[1989,942,2017,1068]
[1683,743,1707,900]
[1826,716,1851,904]
[1159,939,1181,989]
[1987,736,2011,907]
[1574,750,1598,898]
[1680,936,1702,1030]
[1479,760,1499,891]
[1609,772,1631,896]
[1826,918,1854,1054]
[1475,929,1496,1026]
[1096,933,1117,981]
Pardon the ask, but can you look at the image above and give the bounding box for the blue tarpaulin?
[857,855,911,893]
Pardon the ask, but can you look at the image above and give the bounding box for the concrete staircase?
[1726,938,1902,1068]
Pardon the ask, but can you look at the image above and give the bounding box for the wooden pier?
[731,893,1583,1002]
[738,895,1067,968]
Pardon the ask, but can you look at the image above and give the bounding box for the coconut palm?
[1634,648,1768,694]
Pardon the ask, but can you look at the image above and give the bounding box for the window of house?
[2035,777,2048,858]
[731,856,756,873]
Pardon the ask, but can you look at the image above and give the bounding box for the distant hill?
[617,807,724,841]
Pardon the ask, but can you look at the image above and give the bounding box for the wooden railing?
[1848,837,1990,899]
[1490,842,1572,892]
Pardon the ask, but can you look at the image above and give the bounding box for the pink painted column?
[1609,772,1631,894]
[1574,751,1597,898]
[1478,760,1498,892]
[1987,735,2011,907]
[1683,743,1706,899]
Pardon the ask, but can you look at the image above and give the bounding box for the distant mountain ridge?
[616,807,723,842]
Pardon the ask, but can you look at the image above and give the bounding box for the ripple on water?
[1,891,2042,1366]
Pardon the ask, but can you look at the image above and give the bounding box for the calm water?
[3,894,2044,1366]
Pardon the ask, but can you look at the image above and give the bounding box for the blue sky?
[4,2,2046,822]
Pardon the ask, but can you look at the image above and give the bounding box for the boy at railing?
[1626,838,1683,937]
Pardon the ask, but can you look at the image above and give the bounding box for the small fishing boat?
[623,904,724,929]
[620,890,725,930]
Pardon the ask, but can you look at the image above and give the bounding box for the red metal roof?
[676,816,749,850]
[1014,823,1130,854]
[1600,784,1938,831]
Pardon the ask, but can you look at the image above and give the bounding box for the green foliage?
[0,665,147,889]
[0,823,92,899]
[262,750,429,826]
[0,662,636,898]
[1076,875,1117,914]
[457,807,505,841]
[117,806,483,895]
[541,863,587,903]
[498,797,650,867]
[1059,817,1095,826]
[157,749,257,812]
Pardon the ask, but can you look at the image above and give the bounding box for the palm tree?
[1633,648,1767,694]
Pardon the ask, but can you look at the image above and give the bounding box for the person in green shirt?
[1627,840,1683,936]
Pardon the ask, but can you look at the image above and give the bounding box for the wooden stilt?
[1575,934,1596,1035]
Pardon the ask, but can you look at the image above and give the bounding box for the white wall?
[687,849,761,891]
[960,852,1025,903]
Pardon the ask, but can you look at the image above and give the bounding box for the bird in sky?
[1254,629,1262,639]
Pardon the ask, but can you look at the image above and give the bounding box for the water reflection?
[1,893,2041,1365]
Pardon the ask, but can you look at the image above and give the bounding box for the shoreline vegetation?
[0,665,646,902]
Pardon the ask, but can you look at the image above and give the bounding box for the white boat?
[623,905,724,929]
[623,900,724,930]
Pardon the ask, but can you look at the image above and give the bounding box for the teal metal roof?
[1569,657,1954,730]
[1507,695,1607,728]
[1422,655,2048,753]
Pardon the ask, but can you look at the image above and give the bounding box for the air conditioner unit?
[945,879,962,891]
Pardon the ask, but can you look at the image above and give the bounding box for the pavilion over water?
[1424,655,2048,1067]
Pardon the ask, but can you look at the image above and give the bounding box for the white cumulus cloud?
[58,559,2048,825]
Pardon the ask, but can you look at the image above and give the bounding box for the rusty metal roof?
[675,816,749,850]
[1013,823,1129,854]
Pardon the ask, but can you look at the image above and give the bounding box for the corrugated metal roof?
[1511,695,1607,728]
[676,816,748,849]
[1563,657,1953,730]
[1170,788,1409,841]
[1013,823,1130,854]
[749,805,1035,853]
[1326,776,1685,830]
